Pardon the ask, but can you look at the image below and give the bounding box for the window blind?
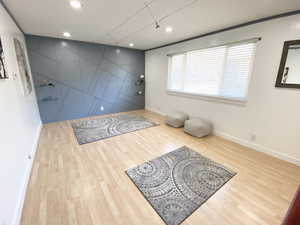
[167,40,257,100]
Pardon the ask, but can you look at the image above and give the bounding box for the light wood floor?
[21,110,300,225]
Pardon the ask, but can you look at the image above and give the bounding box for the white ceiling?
[3,0,300,50]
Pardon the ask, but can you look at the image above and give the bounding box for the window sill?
[166,90,247,106]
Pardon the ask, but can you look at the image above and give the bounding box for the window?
[167,40,257,102]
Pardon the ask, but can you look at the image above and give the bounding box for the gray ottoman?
[184,118,212,137]
[165,112,189,128]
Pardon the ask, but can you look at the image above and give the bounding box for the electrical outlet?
[28,154,32,160]
[250,134,256,141]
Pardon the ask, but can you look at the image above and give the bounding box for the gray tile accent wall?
[26,35,145,123]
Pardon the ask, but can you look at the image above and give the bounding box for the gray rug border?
[71,114,160,145]
[125,146,237,225]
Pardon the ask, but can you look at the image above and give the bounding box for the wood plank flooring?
[21,110,300,225]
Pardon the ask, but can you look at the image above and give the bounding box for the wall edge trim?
[146,9,300,51]
[0,0,24,34]
[145,107,300,166]
[12,121,43,225]
[213,130,300,166]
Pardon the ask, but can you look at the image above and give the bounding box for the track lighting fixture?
[155,22,160,29]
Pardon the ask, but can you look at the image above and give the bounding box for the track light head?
[155,22,160,29]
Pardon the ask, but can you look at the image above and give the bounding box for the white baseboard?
[145,106,166,116]
[146,107,300,166]
[13,121,43,225]
[213,130,300,166]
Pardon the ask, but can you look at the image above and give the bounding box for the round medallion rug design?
[126,146,236,225]
[71,114,158,144]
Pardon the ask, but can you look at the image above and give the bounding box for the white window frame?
[166,38,258,105]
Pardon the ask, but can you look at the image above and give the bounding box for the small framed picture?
[14,38,32,95]
[0,37,8,79]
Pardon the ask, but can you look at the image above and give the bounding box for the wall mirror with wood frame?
[276,39,300,89]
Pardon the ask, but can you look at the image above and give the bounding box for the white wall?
[146,14,300,165]
[0,4,42,225]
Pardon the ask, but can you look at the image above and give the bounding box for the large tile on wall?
[101,76,124,102]
[56,88,94,121]
[76,42,105,65]
[112,96,142,113]
[28,51,58,79]
[32,74,69,123]
[26,35,41,52]
[38,37,60,61]
[122,76,144,104]
[100,59,129,79]
[89,97,114,116]
[104,46,145,76]
[55,48,98,92]
[26,35,145,123]
[91,70,111,98]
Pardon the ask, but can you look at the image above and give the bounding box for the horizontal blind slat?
[168,42,256,99]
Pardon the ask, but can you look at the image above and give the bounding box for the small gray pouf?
[184,118,212,137]
[165,112,189,128]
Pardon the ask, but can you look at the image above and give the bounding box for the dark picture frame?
[275,39,300,89]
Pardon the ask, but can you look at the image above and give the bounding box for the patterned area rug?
[72,114,158,144]
[126,146,236,225]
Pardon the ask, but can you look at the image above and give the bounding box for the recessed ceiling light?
[63,32,71,38]
[69,0,82,9]
[165,26,173,33]
[129,43,134,47]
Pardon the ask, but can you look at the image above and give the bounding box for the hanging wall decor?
[14,38,32,95]
[0,37,8,79]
